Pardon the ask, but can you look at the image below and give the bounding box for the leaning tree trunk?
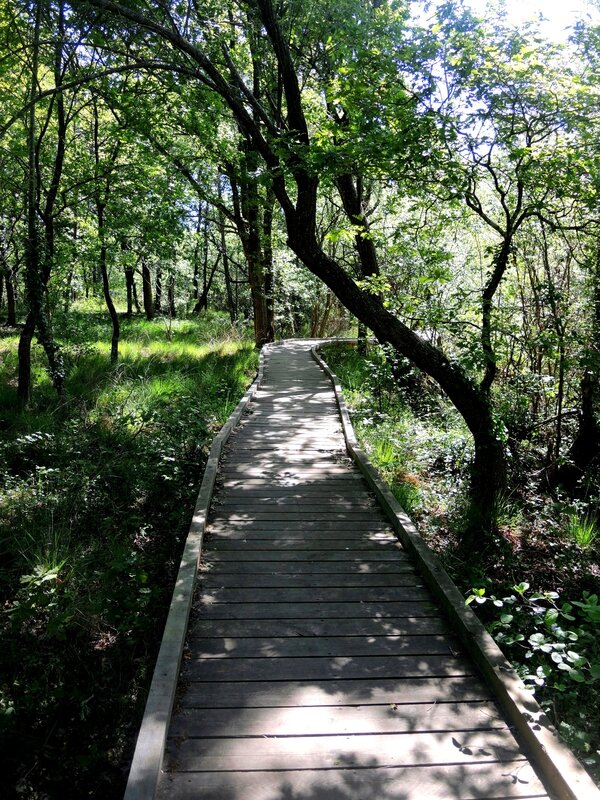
[283,211,507,541]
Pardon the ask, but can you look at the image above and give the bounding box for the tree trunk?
[125,267,134,317]
[17,313,36,406]
[6,269,17,326]
[132,274,141,314]
[481,239,511,394]
[142,260,154,320]
[559,246,600,486]
[217,181,236,323]
[230,160,269,346]
[191,202,202,301]
[167,271,176,317]
[263,188,275,342]
[154,266,163,313]
[357,321,368,355]
[193,255,220,314]
[18,0,66,404]
[97,204,119,362]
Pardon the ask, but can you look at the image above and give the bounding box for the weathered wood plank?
[182,654,471,682]
[199,560,414,574]
[195,601,439,619]
[203,526,398,550]
[209,508,392,525]
[206,539,401,552]
[164,729,527,772]
[186,634,460,658]
[207,519,393,530]
[179,675,489,708]
[198,570,420,587]
[199,586,429,603]
[218,477,365,487]
[169,700,506,738]
[214,496,379,507]
[204,549,405,562]
[157,763,549,800]
[189,617,450,639]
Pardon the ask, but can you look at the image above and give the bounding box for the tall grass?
[566,513,598,549]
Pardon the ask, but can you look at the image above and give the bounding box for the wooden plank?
[186,634,460,658]
[183,654,471,682]
[157,763,549,800]
[189,617,450,639]
[204,549,405,562]
[195,600,439,619]
[165,729,527,772]
[199,560,414,574]
[226,444,346,452]
[218,477,365,487]
[216,487,371,497]
[198,570,420,587]
[205,537,400,549]
[220,459,353,468]
[168,700,507,738]
[206,539,401,552]
[179,675,490,708]
[198,586,430,603]
[212,503,381,514]
[209,511,389,521]
[214,496,378,507]
[207,519,393,530]
[205,532,398,543]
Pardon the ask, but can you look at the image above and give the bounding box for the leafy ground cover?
[322,341,600,784]
[0,311,258,799]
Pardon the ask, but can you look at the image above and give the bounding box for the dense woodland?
[1,0,600,796]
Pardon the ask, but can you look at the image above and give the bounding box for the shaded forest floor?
[0,310,258,799]
[323,341,600,785]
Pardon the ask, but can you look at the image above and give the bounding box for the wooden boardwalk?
[157,341,552,800]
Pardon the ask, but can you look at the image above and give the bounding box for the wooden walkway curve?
[146,340,593,800]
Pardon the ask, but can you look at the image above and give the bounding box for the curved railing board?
[312,341,600,800]
[123,345,269,800]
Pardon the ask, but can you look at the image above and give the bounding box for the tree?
[69,0,510,539]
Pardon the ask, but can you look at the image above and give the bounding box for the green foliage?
[0,312,257,799]
[323,341,472,523]
[467,583,600,779]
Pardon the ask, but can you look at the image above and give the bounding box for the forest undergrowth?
[323,341,600,784]
[0,310,258,799]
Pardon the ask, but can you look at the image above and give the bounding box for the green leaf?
[544,609,559,627]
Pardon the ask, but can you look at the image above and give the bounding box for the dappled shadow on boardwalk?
[157,341,550,800]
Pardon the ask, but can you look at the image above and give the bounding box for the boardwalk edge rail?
[123,345,269,800]
[313,341,600,800]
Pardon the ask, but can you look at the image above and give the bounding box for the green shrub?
[467,583,600,780]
